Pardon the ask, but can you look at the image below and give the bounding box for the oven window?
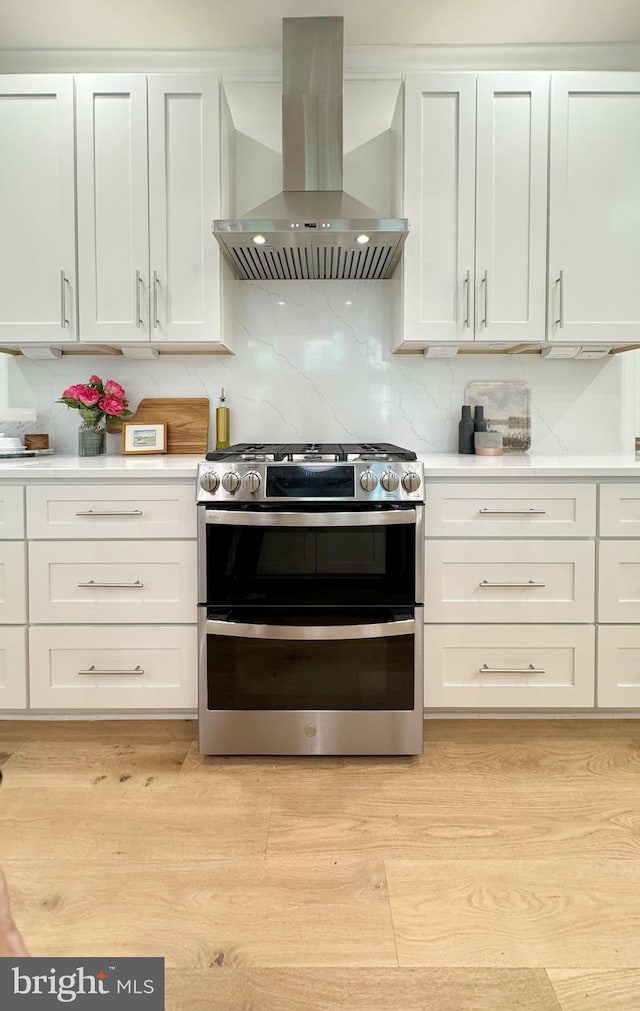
[206,625,415,711]
[204,520,415,605]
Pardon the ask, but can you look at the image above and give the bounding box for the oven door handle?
[205,618,415,640]
[204,509,416,527]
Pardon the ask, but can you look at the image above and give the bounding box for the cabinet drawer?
[0,626,27,709]
[598,625,640,708]
[29,625,197,709]
[27,484,196,539]
[599,483,640,536]
[0,486,24,539]
[425,539,594,623]
[426,482,596,537]
[0,541,26,624]
[598,540,640,622]
[29,540,196,624]
[424,624,595,708]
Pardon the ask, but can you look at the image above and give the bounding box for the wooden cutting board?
[127,398,210,454]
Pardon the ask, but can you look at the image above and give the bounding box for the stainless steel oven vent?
[213,17,408,281]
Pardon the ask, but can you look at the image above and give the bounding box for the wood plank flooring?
[1,718,639,1010]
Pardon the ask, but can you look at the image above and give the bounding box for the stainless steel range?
[196,443,424,755]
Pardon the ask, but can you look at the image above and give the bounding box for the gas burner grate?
[205,442,417,463]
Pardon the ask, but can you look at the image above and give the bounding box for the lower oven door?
[198,608,424,756]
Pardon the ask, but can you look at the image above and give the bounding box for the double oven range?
[196,443,424,755]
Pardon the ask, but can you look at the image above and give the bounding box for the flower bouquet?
[58,375,133,456]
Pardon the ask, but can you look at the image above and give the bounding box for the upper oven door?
[199,505,424,607]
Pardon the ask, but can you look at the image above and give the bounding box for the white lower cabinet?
[21,480,199,713]
[29,540,197,624]
[425,539,594,623]
[425,624,595,708]
[597,626,640,708]
[0,541,27,624]
[424,476,598,712]
[0,627,27,709]
[598,540,640,623]
[29,625,197,709]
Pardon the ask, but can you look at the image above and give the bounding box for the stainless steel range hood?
[213,17,408,281]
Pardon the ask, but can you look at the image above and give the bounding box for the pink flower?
[76,385,101,406]
[61,384,85,400]
[88,375,102,385]
[99,396,125,417]
[104,380,125,400]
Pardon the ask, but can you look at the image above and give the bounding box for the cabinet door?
[425,624,594,709]
[0,627,27,710]
[548,73,640,343]
[0,76,76,343]
[475,74,549,343]
[403,73,476,343]
[76,74,150,342]
[148,75,222,345]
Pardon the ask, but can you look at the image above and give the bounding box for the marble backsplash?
[4,281,635,456]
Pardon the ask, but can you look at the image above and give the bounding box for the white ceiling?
[1,0,640,50]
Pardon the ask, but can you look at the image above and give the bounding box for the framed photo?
[121,421,167,455]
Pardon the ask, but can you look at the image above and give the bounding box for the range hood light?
[356,234,370,244]
[252,235,266,245]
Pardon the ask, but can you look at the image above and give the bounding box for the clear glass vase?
[78,421,106,457]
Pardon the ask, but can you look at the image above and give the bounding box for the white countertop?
[417,453,640,477]
[0,452,639,480]
[0,454,203,479]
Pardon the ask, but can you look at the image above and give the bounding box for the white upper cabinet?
[148,76,222,345]
[76,75,149,343]
[76,74,229,348]
[0,76,77,343]
[474,74,549,343]
[548,73,640,344]
[400,72,549,348]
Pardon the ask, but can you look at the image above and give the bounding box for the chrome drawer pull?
[479,579,546,588]
[75,509,143,517]
[479,663,546,675]
[77,579,144,589]
[78,664,144,676]
[479,508,546,515]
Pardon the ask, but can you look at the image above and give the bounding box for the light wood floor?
[2,719,640,1010]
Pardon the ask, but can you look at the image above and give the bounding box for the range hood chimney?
[213,17,408,281]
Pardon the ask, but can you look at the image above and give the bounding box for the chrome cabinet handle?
[479,579,546,588]
[135,270,144,327]
[78,664,144,676]
[75,509,143,517]
[206,618,415,641]
[77,579,144,589]
[152,270,160,328]
[479,508,547,516]
[463,270,471,328]
[205,509,416,528]
[60,270,70,327]
[554,270,564,327]
[479,663,546,675]
[481,269,488,327]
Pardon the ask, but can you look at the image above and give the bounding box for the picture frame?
[121,421,168,455]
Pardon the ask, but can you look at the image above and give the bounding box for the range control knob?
[199,470,219,493]
[402,471,421,493]
[243,471,261,494]
[360,470,378,493]
[381,470,400,492]
[221,471,241,494]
